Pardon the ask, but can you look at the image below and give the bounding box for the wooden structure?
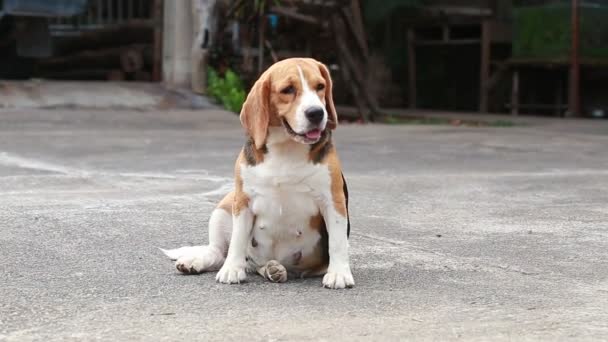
[404,3,511,113]
[501,0,608,117]
[403,0,608,117]
[221,0,382,121]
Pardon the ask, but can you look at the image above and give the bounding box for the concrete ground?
[1,108,607,341]
[0,81,216,110]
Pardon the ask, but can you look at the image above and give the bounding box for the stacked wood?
[120,45,153,72]
[35,21,156,82]
[53,20,154,56]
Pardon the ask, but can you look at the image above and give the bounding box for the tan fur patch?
[240,73,270,149]
[309,213,324,231]
[216,191,234,214]
[324,149,348,217]
[233,152,250,216]
[292,213,329,275]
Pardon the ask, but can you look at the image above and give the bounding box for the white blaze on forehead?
[297,65,312,92]
[294,65,327,132]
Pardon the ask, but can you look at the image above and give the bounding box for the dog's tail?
[160,246,205,260]
[160,245,225,273]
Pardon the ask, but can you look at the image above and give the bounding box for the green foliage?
[513,4,608,60]
[488,120,516,127]
[207,68,247,113]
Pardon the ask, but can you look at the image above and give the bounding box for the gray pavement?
[1,108,607,341]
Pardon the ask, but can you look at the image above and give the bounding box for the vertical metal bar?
[108,0,113,24]
[139,0,144,18]
[88,0,94,28]
[511,70,519,116]
[407,28,417,109]
[117,0,123,23]
[97,0,103,25]
[78,5,84,28]
[568,0,581,116]
[128,0,134,19]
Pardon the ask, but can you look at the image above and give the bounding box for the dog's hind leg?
[161,196,233,274]
[256,260,288,283]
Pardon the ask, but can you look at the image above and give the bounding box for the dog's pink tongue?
[305,129,321,139]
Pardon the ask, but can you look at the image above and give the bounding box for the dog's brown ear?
[240,73,270,149]
[317,62,338,130]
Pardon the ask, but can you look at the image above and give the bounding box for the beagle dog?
[162,58,354,289]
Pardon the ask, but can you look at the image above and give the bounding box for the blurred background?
[2,3,608,339]
[1,0,606,121]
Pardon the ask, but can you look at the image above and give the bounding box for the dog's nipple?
[293,251,302,264]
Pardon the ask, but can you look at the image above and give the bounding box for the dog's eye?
[281,85,295,95]
[316,83,325,91]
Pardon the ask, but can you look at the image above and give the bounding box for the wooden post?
[264,40,278,63]
[332,15,379,121]
[555,79,564,117]
[338,54,367,121]
[305,37,312,57]
[407,28,417,109]
[479,19,491,113]
[348,0,369,59]
[567,0,581,116]
[334,27,379,116]
[511,70,519,116]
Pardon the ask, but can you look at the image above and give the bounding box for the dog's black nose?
[305,107,324,125]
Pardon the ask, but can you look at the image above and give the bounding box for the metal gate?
[48,0,153,36]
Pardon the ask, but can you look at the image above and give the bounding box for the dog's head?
[240,58,337,148]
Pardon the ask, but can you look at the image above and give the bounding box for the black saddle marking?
[342,172,350,238]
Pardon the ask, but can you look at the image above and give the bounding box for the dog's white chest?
[240,144,330,268]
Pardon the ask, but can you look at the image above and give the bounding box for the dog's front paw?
[216,263,247,284]
[322,268,354,289]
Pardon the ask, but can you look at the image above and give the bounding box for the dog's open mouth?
[282,119,322,143]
